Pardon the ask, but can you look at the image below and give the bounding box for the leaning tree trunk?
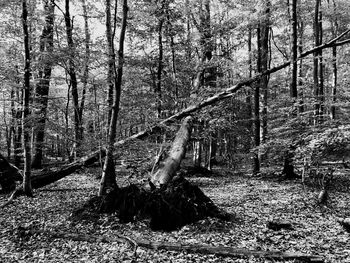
[151,116,193,186]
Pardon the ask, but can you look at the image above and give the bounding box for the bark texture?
[151,116,193,186]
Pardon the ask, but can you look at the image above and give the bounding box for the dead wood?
[151,116,193,186]
[20,227,324,262]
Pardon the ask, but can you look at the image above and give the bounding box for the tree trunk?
[298,20,304,112]
[151,116,193,186]
[79,0,90,136]
[13,66,23,167]
[99,0,128,196]
[31,0,55,169]
[105,0,115,128]
[330,0,338,120]
[156,17,164,118]
[253,26,261,174]
[318,3,324,122]
[22,0,33,197]
[290,0,298,100]
[261,0,270,143]
[64,0,82,158]
[313,0,321,124]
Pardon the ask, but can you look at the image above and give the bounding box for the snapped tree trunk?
[151,116,193,186]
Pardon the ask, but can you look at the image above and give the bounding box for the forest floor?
[1,164,350,262]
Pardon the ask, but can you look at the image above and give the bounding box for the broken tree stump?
[72,175,232,231]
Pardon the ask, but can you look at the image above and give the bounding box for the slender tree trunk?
[22,0,33,196]
[298,20,304,112]
[313,0,321,124]
[64,0,82,158]
[156,18,164,118]
[32,0,55,169]
[330,0,338,119]
[79,0,90,136]
[13,66,23,167]
[290,0,298,100]
[106,0,115,127]
[253,26,261,174]
[261,0,270,143]
[318,3,324,122]
[99,0,128,196]
[245,27,253,149]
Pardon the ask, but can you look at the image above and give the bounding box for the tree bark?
[151,116,193,186]
[31,0,55,169]
[99,0,128,196]
[105,0,115,128]
[21,0,33,197]
[156,12,164,118]
[313,0,321,124]
[330,0,338,120]
[253,26,261,174]
[290,0,298,99]
[260,0,270,143]
[64,0,82,158]
[79,0,90,134]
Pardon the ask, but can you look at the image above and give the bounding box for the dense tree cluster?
[1,0,350,195]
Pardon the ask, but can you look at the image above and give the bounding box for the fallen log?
[19,227,324,262]
[3,29,350,193]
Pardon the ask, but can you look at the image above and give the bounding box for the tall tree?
[260,0,270,143]
[330,0,338,119]
[99,0,128,196]
[22,0,33,196]
[313,0,321,123]
[290,0,298,100]
[254,0,271,173]
[105,0,116,128]
[64,0,83,158]
[79,0,90,135]
[31,0,55,169]
[156,0,165,118]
